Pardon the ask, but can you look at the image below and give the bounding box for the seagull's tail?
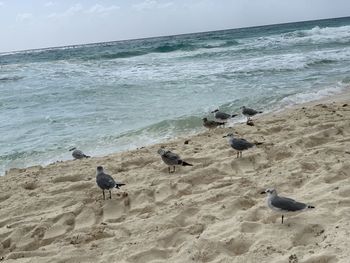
[181,161,193,166]
[231,114,238,118]
[84,155,91,158]
[115,183,126,189]
[258,111,263,114]
[307,205,315,209]
[254,142,264,146]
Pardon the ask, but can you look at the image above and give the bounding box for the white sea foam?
[243,25,350,49]
[279,84,346,108]
[1,18,350,175]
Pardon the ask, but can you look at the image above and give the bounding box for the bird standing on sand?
[96,166,125,200]
[223,133,255,158]
[261,188,315,224]
[241,106,263,121]
[157,148,193,173]
[211,109,238,124]
[69,147,90,159]
[202,117,224,130]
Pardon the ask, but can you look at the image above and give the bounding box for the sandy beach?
[1,93,350,263]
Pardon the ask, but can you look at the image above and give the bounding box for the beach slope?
[1,99,350,263]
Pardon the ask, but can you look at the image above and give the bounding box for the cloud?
[85,4,120,15]
[16,13,33,22]
[0,1,4,7]
[132,0,174,11]
[48,3,83,18]
[45,1,56,7]
[48,3,119,19]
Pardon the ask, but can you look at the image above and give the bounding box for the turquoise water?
[1,16,350,175]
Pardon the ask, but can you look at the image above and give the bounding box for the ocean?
[1,16,350,175]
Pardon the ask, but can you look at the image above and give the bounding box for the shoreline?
[3,86,349,177]
[1,89,350,262]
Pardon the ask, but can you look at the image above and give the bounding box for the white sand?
[1,95,350,263]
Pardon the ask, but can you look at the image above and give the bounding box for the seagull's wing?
[164,151,180,160]
[243,107,261,116]
[271,196,307,211]
[161,151,182,165]
[209,120,223,125]
[72,150,85,159]
[216,111,231,119]
[97,173,116,189]
[231,138,255,150]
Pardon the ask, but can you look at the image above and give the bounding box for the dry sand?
[1,95,350,263]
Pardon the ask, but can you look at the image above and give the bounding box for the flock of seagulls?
[203,106,263,129]
[69,105,315,224]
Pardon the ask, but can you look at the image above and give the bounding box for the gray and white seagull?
[157,148,193,173]
[96,166,125,200]
[241,106,263,121]
[261,188,315,224]
[223,133,255,158]
[211,109,238,124]
[202,117,225,130]
[69,147,90,159]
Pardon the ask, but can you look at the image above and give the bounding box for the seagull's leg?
[109,190,112,199]
[236,151,239,158]
[168,167,170,173]
[281,215,284,224]
[173,166,176,173]
[102,190,105,200]
[240,151,242,158]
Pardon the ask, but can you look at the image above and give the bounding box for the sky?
[0,0,350,52]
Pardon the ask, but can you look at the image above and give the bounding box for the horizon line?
[1,15,349,55]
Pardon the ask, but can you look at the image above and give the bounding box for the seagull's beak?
[223,135,228,138]
[260,191,266,194]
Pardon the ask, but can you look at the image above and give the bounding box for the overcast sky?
[0,0,349,52]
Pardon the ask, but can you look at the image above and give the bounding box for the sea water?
[1,16,350,175]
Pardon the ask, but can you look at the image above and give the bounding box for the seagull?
[223,133,255,158]
[202,117,225,130]
[157,148,193,173]
[211,109,238,124]
[261,188,315,224]
[69,147,90,159]
[96,166,125,200]
[241,106,263,121]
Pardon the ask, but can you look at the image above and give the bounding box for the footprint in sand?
[291,224,325,247]
[127,248,171,263]
[157,228,189,248]
[239,221,262,233]
[101,197,129,223]
[74,207,96,230]
[301,254,338,263]
[41,213,76,245]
